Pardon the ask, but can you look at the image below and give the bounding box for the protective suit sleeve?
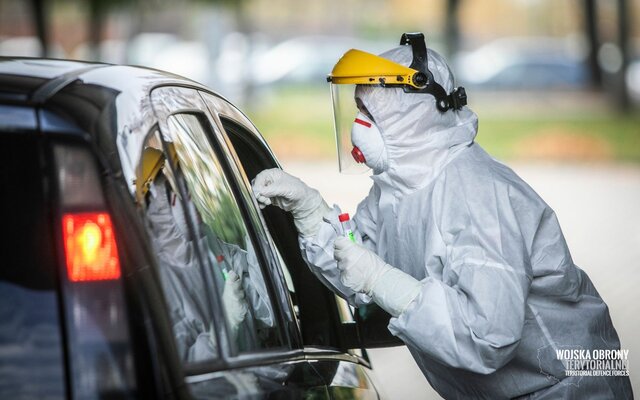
[298,185,380,306]
[369,267,423,318]
[388,167,532,375]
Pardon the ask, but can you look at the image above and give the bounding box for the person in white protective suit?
[252,33,633,399]
[140,154,274,361]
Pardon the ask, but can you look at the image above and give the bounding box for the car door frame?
[147,84,321,369]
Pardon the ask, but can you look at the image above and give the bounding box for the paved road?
[282,160,640,399]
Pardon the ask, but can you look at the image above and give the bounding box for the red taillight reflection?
[62,212,121,282]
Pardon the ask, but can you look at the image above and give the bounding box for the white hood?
[356,46,478,194]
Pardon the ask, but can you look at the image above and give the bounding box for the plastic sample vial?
[338,213,356,243]
[216,254,229,280]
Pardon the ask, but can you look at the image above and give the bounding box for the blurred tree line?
[21,0,636,112]
[28,0,248,60]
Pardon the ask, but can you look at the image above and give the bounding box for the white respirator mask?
[350,112,389,174]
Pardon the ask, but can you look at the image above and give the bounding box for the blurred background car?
[455,37,589,90]
[251,35,394,86]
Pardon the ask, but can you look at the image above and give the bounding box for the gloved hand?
[334,236,392,294]
[334,236,422,317]
[222,270,248,334]
[252,168,332,238]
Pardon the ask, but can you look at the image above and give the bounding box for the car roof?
[0,57,270,197]
[0,57,205,104]
[0,58,210,189]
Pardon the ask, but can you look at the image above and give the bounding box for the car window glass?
[167,113,282,352]
[138,132,219,363]
[139,114,282,363]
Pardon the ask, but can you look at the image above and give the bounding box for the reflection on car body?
[0,57,399,399]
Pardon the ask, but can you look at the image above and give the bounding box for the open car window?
[214,112,403,352]
[216,116,352,350]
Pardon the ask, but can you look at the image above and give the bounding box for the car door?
[199,91,389,399]
[145,85,329,399]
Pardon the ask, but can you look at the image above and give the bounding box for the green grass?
[478,116,640,162]
[246,85,640,162]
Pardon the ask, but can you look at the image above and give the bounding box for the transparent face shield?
[330,83,370,174]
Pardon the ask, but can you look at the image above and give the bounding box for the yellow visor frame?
[135,146,165,204]
[134,134,180,204]
[327,49,426,89]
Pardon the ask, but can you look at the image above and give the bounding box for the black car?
[0,58,402,399]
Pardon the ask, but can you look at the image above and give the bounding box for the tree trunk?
[30,0,48,57]
[584,0,601,88]
[88,0,104,61]
[445,0,461,60]
[615,0,630,111]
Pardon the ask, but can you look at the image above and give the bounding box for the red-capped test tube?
[338,213,356,243]
[216,254,229,280]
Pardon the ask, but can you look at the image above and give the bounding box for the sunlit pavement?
[282,159,640,400]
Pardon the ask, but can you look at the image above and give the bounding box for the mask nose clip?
[351,146,366,163]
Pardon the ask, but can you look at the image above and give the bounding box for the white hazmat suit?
[253,45,633,399]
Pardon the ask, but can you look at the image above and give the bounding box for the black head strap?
[399,32,467,113]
